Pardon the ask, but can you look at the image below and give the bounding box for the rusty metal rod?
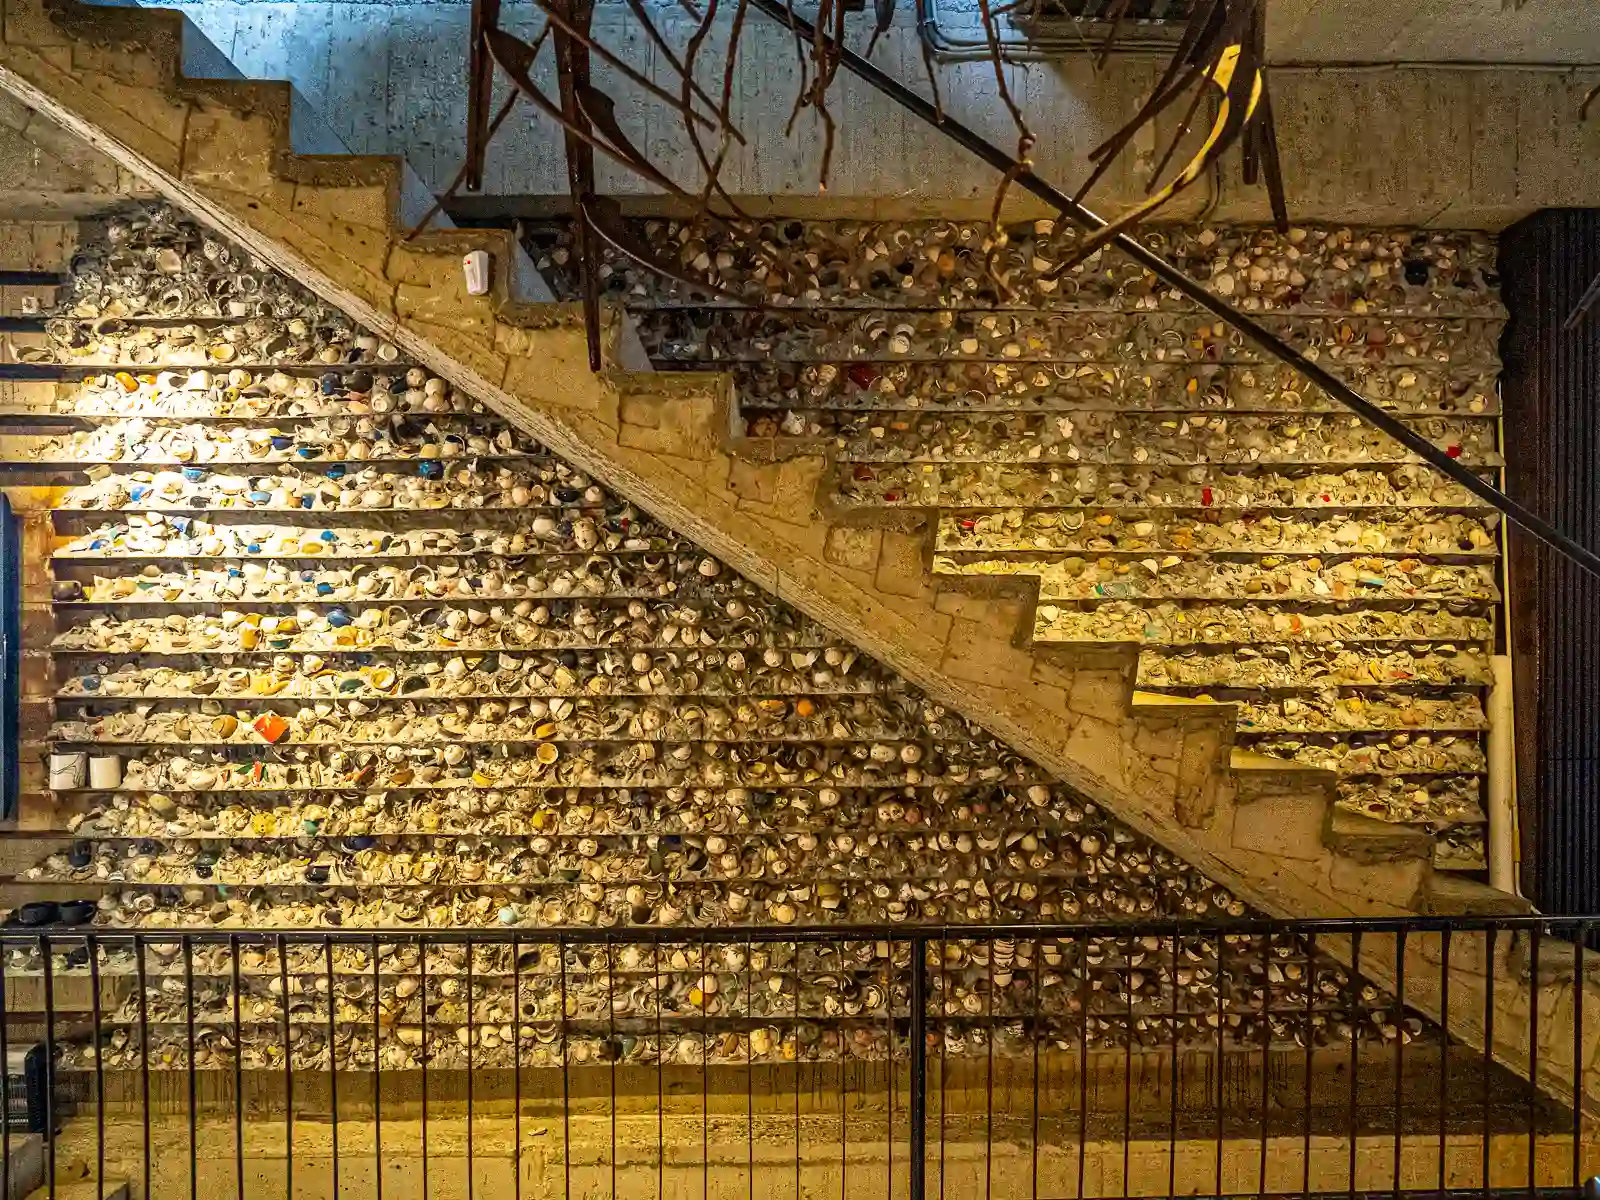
[550,0,603,372]
[741,0,1600,581]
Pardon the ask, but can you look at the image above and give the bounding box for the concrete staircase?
[0,0,1522,930]
[0,0,1589,1116]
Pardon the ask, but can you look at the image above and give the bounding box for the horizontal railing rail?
[0,914,1594,1200]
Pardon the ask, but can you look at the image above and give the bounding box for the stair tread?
[1420,872,1534,916]
[1324,809,1434,861]
[1229,748,1335,776]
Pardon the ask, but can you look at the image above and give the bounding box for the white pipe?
[1488,653,1518,896]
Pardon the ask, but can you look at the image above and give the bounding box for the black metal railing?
[0,914,1594,1200]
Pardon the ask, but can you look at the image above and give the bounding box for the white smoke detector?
[463,250,491,296]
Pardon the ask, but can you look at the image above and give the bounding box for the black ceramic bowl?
[15,901,60,927]
[58,899,97,926]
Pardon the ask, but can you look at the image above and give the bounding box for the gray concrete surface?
[164,0,1600,227]
[1268,0,1600,65]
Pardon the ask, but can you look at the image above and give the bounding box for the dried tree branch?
[527,0,723,131]
[700,0,751,207]
[780,0,813,134]
[913,0,944,122]
[406,88,523,241]
[1094,0,1134,67]
[409,23,550,241]
[1081,0,1218,179]
[679,0,757,220]
[486,27,703,203]
[620,0,747,144]
[974,0,1032,295]
[1050,24,1264,276]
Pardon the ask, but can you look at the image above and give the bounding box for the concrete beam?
[1267,0,1600,65]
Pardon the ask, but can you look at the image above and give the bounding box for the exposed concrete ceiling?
[1268,0,1600,64]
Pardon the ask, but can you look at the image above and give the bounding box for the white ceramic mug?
[88,754,122,790]
[49,753,87,791]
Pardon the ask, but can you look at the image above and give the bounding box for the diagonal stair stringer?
[0,0,1527,936]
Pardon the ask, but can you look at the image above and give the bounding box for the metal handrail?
[1,913,1590,944]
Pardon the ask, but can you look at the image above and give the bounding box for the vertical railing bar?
[1574,923,1587,1194]
[1,941,10,1200]
[700,940,709,1200]
[910,936,927,1200]
[513,935,522,1200]
[607,940,617,1200]
[1123,931,1133,1200]
[372,935,382,1200]
[137,933,151,1200]
[230,936,245,1200]
[939,934,947,1200]
[793,938,800,1200]
[1439,928,1452,1200]
[1257,932,1271,1200]
[838,935,846,1200]
[747,933,754,1200]
[560,937,571,1200]
[656,940,666,1200]
[1393,930,1407,1200]
[1215,931,1226,1199]
[1078,931,1089,1200]
[184,938,197,1200]
[1032,935,1041,1200]
[1169,931,1180,1200]
[887,935,895,1200]
[986,932,994,1200]
[1484,926,1497,1199]
[466,937,475,1200]
[89,934,104,1200]
[1303,940,1315,1200]
[1529,925,1540,1200]
[326,938,339,1200]
[420,936,429,1200]
[41,935,54,1200]
[279,933,293,1200]
[1349,929,1363,1200]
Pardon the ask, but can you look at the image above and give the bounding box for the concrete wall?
[1268,0,1600,64]
[166,1,1600,227]
[0,93,147,216]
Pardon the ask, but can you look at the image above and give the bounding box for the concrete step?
[1229,747,1336,803]
[1415,871,1535,917]
[1323,808,1435,864]
[3,1134,44,1200]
